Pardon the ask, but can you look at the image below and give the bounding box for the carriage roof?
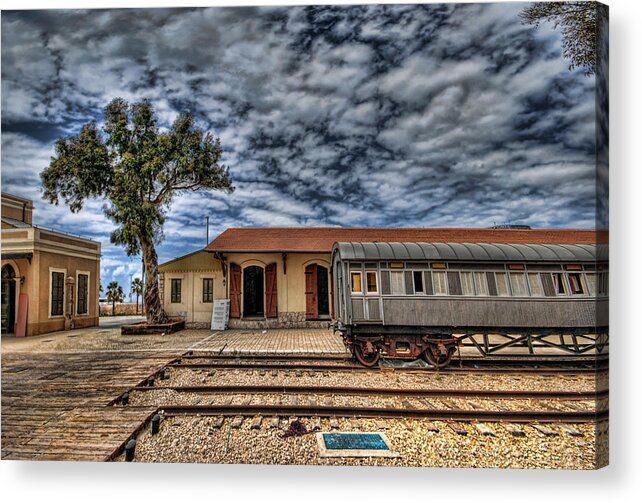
[332,242,600,263]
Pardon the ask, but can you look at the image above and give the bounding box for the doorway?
[1,265,16,334]
[243,266,264,317]
[305,263,330,320]
[317,265,330,316]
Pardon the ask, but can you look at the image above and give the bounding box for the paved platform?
[1,325,346,461]
[191,328,347,355]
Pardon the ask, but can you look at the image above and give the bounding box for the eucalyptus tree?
[41,98,234,324]
[520,1,608,76]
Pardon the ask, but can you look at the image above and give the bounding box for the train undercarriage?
[337,324,609,368]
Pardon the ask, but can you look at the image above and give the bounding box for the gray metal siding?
[367,298,381,320]
[351,299,365,320]
[382,298,598,328]
[334,242,598,263]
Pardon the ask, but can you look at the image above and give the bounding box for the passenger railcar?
[331,242,607,367]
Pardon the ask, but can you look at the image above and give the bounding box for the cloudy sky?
[1,2,600,293]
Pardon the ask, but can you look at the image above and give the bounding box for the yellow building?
[158,250,224,327]
[1,193,101,336]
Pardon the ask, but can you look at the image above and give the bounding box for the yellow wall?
[160,251,224,324]
[225,252,331,315]
[1,230,100,336]
[159,250,332,323]
[1,193,33,225]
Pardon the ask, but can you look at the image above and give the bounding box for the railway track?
[156,403,608,423]
[169,360,607,375]
[126,384,607,401]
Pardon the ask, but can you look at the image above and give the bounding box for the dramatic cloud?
[1,3,601,290]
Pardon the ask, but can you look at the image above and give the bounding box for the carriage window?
[413,271,424,293]
[528,273,543,296]
[553,273,567,295]
[585,273,596,296]
[596,271,606,295]
[474,272,488,296]
[433,271,447,295]
[496,272,510,296]
[350,272,363,294]
[380,271,391,295]
[460,272,474,295]
[447,272,462,295]
[366,271,378,294]
[486,272,498,296]
[423,271,433,295]
[390,271,405,295]
[541,273,555,296]
[567,273,585,295]
[509,272,528,296]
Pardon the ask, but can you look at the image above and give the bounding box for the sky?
[1,2,601,293]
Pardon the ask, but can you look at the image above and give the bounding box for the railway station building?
[159,227,601,329]
[1,192,101,336]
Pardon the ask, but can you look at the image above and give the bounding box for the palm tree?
[106,281,124,316]
[131,278,144,315]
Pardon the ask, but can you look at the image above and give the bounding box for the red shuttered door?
[229,263,241,319]
[265,263,278,318]
[305,264,318,320]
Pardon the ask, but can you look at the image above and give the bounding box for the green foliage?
[106,281,124,303]
[131,277,144,297]
[41,98,234,255]
[520,1,607,76]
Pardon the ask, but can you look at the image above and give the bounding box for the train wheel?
[354,340,380,367]
[422,344,455,368]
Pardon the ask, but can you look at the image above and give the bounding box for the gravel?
[118,415,604,469]
[162,366,605,393]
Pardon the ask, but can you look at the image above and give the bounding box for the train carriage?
[331,241,608,367]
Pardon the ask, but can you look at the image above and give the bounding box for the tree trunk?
[112,300,115,316]
[135,296,139,315]
[141,239,168,324]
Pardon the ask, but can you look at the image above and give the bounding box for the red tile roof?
[205,227,604,253]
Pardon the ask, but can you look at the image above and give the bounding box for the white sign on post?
[211,299,230,331]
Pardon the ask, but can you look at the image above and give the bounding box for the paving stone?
[230,417,244,428]
[250,416,262,429]
[268,417,280,428]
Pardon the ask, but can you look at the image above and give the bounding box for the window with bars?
[77,274,88,315]
[202,278,213,303]
[171,279,182,303]
[51,272,64,316]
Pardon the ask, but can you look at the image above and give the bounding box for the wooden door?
[229,263,241,318]
[305,264,318,320]
[265,263,278,318]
